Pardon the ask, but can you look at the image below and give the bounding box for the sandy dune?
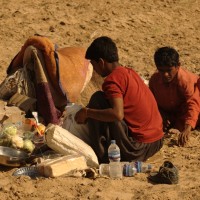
[0,0,199,199]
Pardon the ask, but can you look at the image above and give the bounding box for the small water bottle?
[123,163,137,177]
[99,163,110,177]
[134,161,153,173]
[108,140,121,162]
[108,140,122,178]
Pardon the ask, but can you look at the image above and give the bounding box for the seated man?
[75,36,164,163]
[149,46,200,147]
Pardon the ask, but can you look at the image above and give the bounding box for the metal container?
[0,146,29,167]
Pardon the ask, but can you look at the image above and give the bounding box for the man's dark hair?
[154,47,180,67]
[85,36,119,62]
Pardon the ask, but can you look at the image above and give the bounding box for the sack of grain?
[45,124,99,168]
[38,155,88,177]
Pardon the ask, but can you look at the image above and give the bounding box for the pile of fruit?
[0,123,45,153]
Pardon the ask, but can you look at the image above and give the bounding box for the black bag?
[148,161,179,184]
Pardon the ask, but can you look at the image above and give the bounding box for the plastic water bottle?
[108,140,122,178]
[108,140,120,162]
[99,163,110,177]
[123,163,137,176]
[134,161,153,173]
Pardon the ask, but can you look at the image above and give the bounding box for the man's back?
[103,66,163,143]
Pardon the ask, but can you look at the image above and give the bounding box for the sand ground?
[0,0,200,199]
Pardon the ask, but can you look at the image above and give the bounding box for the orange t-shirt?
[149,67,200,129]
[102,66,164,143]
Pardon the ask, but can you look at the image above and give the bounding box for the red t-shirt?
[102,66,164,143]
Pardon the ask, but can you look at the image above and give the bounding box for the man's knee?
[91,91,104,99]
[89,91,110,109]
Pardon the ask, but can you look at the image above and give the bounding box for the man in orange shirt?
[149,47,200,147]
[75,36,164,163]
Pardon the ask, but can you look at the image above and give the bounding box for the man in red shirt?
[149,47,200,147]
[75,36,164,163]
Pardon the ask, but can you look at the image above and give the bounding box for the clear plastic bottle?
[134,161,153,173]
[99,163,110,177]
[123,163,137,176]
[108,140,122,178]
[108,140,120,162]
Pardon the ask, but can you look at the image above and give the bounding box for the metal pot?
[0,146,29,167]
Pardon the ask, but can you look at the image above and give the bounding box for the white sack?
[45,123,99,168]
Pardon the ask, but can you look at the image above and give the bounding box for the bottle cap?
[111,140,116,144]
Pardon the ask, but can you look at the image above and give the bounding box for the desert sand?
[0,0,200,199]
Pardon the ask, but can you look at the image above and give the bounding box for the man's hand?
[74,97,124,124]
[178,124,192,146]
[74,107,88,124]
